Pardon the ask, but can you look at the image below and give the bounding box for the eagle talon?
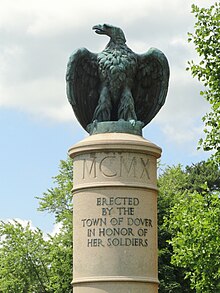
[129,119,136,127]
[92,119,98,128]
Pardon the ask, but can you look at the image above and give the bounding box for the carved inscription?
[82,154,150,180]
[81,196,153,248]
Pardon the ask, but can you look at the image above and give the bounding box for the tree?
[158,161,220,292]
[158,165,194,292]
[46,226,72,292]
[37,158,73,227]
[0,159,73,292]
[165,189,220,292]
[37,158,73,292]
[0,220,51,292]
[185,160,220,193]
[187,2,220,164]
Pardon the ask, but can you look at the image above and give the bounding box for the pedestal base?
[69,133,161,293]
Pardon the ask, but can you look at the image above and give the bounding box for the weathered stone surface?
[69,133,161,292]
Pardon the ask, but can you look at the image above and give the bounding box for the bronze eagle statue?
[66,24,169,132]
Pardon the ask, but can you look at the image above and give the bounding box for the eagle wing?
[133,48,170,126]
[66,48,100,131]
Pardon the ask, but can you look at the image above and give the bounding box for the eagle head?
[92,24,126,44]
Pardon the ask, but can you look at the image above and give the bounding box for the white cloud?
[153,68,209,145]
[0,76,73,121]
[161,122,204,145]
[43,222,63,241]
[49,222,63,237]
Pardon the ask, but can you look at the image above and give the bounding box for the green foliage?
[46,227,72,292]
[158,161,220,292]
[185,160,220,192]
[37,158,73,292]
[158,165,194,292]
[187,2,220,164]
[0,220,51,292]
[37,158,73,226]
[165,190,220,292]
[0,158,73,292]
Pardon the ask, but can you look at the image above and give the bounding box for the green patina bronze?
[66,24,169,135]
[87,120,144,136]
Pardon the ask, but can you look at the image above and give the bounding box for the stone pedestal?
[68,133,161,293]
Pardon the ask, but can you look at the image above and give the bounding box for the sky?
[0,0,214,233]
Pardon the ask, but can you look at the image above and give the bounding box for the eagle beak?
[92,24,105,35]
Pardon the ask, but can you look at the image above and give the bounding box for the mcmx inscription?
[82,154,151,180]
